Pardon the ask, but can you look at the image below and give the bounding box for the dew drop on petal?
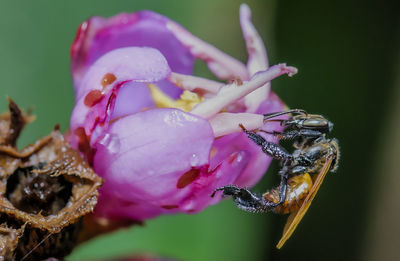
[98,133,121,155]
[190,153,200,166]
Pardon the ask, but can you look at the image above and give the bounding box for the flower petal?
[95,150,250,220]
[240,3,269,74]
[69,47,172,154]
[68,6,296,222]
[71,11,195,98]
[178,150,249,213]
[166,21,249,81]
[74,47,171,101]
[92,108,214,220]
[239,3,271,113]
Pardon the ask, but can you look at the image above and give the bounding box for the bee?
[263,109,333,147]
[212,110,339,248]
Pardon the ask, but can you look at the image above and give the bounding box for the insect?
[263,109,334,147]
[212,110,339,248]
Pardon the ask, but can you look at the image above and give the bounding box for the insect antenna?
[263,119,285,123]
[263,109,307,121]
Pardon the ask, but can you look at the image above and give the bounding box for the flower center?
[147,83,203,112]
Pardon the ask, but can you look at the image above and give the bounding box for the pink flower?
[69,4,297,221]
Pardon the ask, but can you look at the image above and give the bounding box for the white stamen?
[190,64,298,119]
[209,112,264,137]
[168,72,223,96]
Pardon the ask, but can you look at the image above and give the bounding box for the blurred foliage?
[362,59,400,261]
[0,0,398,260]
[70,201,269,261]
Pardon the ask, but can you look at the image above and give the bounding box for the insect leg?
[260,129,324,141]
[257,130,284,140]
[262,168,289,208]
[275,170,289,206]
[239,124,293,162]
[211,185,276,213]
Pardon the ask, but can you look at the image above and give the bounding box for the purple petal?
[177,150,249,213]
[240,3,271,113]
[67,6,294,222]
[69,47,172,152]
[89,92,286,221]
[166,21,248,81]
[239,3,268,74]
[95,150,249,220]
[73,47,171,100]
[92,108,214,220]
[71,11,195,98]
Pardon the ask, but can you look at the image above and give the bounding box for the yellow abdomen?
[263,173,313,214]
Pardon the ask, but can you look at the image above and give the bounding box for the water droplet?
[190,154,199,166]
[98,133,120,154]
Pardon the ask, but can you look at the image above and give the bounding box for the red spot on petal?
[161,205,179,210]
[177,169,200,189]
[101,73,117,89]
[74,127,94,165]
[118,199,138,207]
[84,90,103,107]
[87,116,101,134]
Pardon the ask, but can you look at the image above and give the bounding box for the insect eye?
[328,121,334,131]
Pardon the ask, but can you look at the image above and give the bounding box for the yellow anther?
[147,83,177,108]
[147,84,203,112]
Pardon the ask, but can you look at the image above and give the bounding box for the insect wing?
[276,155,333,249]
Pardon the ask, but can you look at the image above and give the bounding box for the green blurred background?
[0,0,398,260]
